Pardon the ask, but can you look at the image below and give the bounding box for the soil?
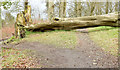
[2,31,118,68]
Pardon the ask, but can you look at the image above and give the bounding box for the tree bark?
[24,12,119,31]
[106,1,109,14]
[15,3,32,38]
[48,0,54,21]
[24,0,28,10]
[75,0,82,17]
[115,2,118,12]
[89,2,95,16]
[59,0,66,18]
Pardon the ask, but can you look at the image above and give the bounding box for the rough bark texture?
[15,5,32,38]
[24,0,28,10]
[15,12,26,39]
[59,0,66,18]
[115,2,118,12]
[106,1,109,14]
[75,0,81,17]
[24,5,32,25]
[89,2,95,16]
[25,12,119,31]
[48,0,54,21]
[76,1,82,17]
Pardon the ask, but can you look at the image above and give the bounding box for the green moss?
[88,26,118,32]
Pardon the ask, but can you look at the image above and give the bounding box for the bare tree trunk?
[106,1,109,14]
[24,0,28,10]
[48,0,54,21]
[95,2,102,15]
[87,2,95,16]
[59,0,66,18]
[76,0,82,17]
[109,2,113,13]
[74,0,77,17]
[115,2,118,12]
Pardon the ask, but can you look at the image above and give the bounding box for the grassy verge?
[1,47,39,68]
[88,26,118,56]
[24,30,78,48]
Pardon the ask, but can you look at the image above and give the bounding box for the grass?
[1,47,38,68]
[1,30,78,68]
[1,48,26,68]
[25,30,78,48]
[88,26,118,55]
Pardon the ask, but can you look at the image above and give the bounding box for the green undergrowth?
[1,47,32,68]
[88,26,119,56]
[25,30,78,48]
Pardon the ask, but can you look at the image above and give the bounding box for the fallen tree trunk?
[53,12,118,21]
[25,12,119,31]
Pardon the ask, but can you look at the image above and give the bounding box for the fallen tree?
[25,12,119,31]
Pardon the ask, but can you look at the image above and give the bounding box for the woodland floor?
[1,30,118,68]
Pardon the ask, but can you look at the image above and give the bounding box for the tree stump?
[15,12,26,39]
[15,5,32,39]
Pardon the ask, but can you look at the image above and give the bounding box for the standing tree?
[90,2,95,16]
[54,0,60,17]
[24,0,28,10]
[75,0,82,17]
[95,2,102,15]
[59,0,66,18]
[114,2,118,12]
[47,0,54,21]
[86,1,95,16]
[109,2,114,13]
[105,0,109,14]
[24,0,32,25]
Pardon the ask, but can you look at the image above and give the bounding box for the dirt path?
[4,32,118,68]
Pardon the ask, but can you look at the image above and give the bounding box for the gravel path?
[3,32,118,68]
